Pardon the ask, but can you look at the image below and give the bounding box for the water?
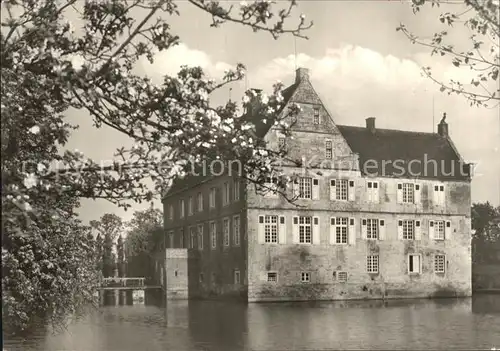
[4,294,500,351]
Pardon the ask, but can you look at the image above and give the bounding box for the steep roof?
[337,125,470,181]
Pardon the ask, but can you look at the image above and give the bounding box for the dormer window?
[313,107,320,124]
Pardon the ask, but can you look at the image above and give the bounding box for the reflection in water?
[3,295,500,351]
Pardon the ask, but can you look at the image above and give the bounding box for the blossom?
[23,174,38,189]
[261,93,269,105]
[242,95,250,104]
[37,163,46,173]
[24,202,32,211]
[29,125,40,134]
[240,1,247,6]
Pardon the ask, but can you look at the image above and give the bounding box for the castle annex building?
[160,68,473,302]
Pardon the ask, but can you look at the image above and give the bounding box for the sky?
[63,0,500,224]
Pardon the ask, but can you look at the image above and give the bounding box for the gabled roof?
[337,125,470,181]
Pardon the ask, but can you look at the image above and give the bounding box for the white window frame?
[189,226,196,249]
[401,183,414,203]
[337,271,348,282]
[278,136,286,148]
[197,192,203,212]
[408,254,422,274]
[263,176,279,198]
[223,182,230,206]
[209,188,216,209]
[179,199,185,218]
[233,179,240,201]
[223,218,230,247]
[168,231,174,248]
[365,219,379,240]
[197,224,204,250]
[168,205,174,220]
[188,196,194,216]
[264,215,279,243]
[433,220,445,240]
[367,181,379,203]
[234,270,241,284]
[334,217,349,244]
[210,221,217,249]
[433,184,445,206]
[325,139,333,159]
[298,216,313,244]
[337,179,348,201]
[367,255,379,273]
[401,220,414,240]
[267,272,278,282]
[301,272,311,283]
[297,177,312,199]
[233,215,240,246]
[434,254,446,273]
[313,106,320,124]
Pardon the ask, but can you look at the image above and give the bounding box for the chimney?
[365,117,376,134]
[438,112,448,137]
[295,67,310,84]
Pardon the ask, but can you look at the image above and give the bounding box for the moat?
[4,294,500,351]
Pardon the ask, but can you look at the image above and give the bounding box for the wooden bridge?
[98,277,162,291]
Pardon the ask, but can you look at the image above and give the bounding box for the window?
[188,196,194,216]
[408,254,421,274]
[367,181,379,202]
[336,179,348,200]
[278,137,286,148]
[197,192,203,212]
[434,184,445,205]
[267,272,277,282]
[197,224,204,250]
[223,182,230,206]
[211,272,216,284]
[199,273,204,282]
[337,271,348,282]
[234,270,240,284]
[298,216,312,244]
[325,140,333,159]
[264,215,278,243]
[402,183,414,203]
[434,254,445,273]
[335,217,349,244]
[223,218,230,247]
[233,215,241,246]
[179,228,184,248]
[301,272,310,282]
[168,231,174,248]
[365,219,379,240]
[233,179,240,201]
[263,177,279,197]
[401,220,414,240]
[313,107,320,124]
[168,205,174,220]
[210,221,217,249]
[433,220,445,240]
[297,177,312,199]
[179,199,185,218]
[209,188,216,209]
[367,255,379,273]
[190,227,196,249]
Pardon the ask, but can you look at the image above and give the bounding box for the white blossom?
[240,1,248,6]
[261,94,269,105]
[29,125,40,134]
[242,95,250,104]
[24,202,32,211]
[23,173,38,189]
[37,163,46,172]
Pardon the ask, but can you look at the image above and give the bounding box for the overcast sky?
[64,1,500,223]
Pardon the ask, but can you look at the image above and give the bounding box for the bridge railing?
[101,277,145,288]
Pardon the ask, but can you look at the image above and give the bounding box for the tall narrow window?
[366,219,379,240]
[190,227,196,249]
[434,220,445,240]
[325,140,333,159]
[209,188,216,209]
[434,254,445,273]
[313,107,320,124]
[264,215,278,243]
[168,205,174,220]
[197,224,204,250]
[168,231,174,248]
[234,270,241,284]
[299,216,312,244]
[210,221,217,249]
[179,199,185,218]
[233,179,240,201]
[336,179,348,200]
[197,192,203,212]
[179,228,184,248]
[233,215,240,246]
[402,183,415,203]
[367,255,379,273]
[402,220,414,240]
[223,218,230,247]
[278,137,286,148]
[408,254,421,274]
[223,182,230,206]
[367,181,379,202]
[335,217,349,244]
[188,196,194,216]
[297,177,312,199]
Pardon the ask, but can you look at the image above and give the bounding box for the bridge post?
[99,290,104,305]
[114,289,119,306]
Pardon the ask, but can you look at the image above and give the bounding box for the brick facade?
[161,67,472,302]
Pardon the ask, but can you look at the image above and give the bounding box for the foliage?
[90,213,123,277]
[397,0,499,107]
[117,235,125,277]
[124,207,164,278]
[1,0,310,333]
[472,202,500,242]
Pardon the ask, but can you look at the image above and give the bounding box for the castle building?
[160,68,472,301]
